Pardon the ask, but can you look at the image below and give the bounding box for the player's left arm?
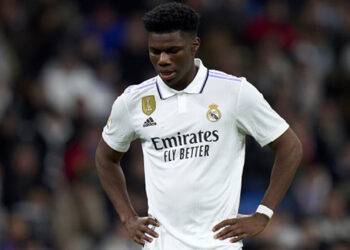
[213,128,302,242]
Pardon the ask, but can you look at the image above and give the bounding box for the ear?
[191,37,200,55]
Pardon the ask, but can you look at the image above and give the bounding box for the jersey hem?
[260,123,289,147]
[102,133,129,152]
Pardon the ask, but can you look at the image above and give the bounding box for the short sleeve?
[102,95,136,152]
[236,80,289,147]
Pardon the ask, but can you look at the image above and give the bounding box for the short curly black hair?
[143,2,200,35]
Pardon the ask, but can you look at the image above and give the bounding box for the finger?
[212,219,236,232]
[230,234,247,243]
[219,229,243,240]
[133,236,145,246]
[146,217,160,227]
[214,224,241,240]
[214,226,233,239]
[142,225,159,238]
[137,230,153,243]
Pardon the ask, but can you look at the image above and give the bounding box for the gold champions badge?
[142,95,156,115]
[206,103,221,122]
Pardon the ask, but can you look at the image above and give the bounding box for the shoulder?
[118,76,158,102]
[207,69,244,84]
[205,69,247,95]
[124,76,157,95]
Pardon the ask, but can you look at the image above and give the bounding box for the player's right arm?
[95,138,159,245]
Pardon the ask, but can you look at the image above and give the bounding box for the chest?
[131,93,234,140]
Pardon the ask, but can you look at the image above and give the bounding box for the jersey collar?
[156,58,209,100]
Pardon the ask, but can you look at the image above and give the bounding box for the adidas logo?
[143,117,157,127]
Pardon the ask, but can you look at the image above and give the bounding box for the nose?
[158,52,170,66]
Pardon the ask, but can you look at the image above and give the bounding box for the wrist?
[253,212,270,228]
[120,213,138,225]
[256,205,274,219]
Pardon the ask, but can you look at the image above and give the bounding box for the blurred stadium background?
[0,0,350,249]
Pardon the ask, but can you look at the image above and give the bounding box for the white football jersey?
[102,59,289,250]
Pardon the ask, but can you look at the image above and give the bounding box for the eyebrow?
[149,45,183,50]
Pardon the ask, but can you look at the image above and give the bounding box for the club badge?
[206,103,221,122]
[142,95,156,116]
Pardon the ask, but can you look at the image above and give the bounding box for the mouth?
[159,71,176,81]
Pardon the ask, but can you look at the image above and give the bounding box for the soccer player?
[95,2,302,250]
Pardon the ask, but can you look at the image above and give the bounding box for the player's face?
[148,31,200,90]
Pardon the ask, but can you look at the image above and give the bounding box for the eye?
[167,48,180,54]
[150,49,161,55]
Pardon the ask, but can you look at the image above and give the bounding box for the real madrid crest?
[142,95,156,115]
[206,103,221,122]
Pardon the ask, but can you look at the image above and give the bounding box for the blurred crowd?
[0,0,349,249]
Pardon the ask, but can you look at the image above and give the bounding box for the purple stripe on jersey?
[144,77,157,84]
[125,86,133,93]
[199,69,210,93]
[209,70,231,76]
[156,81,164,99]
[125,78,156,93]
[208,74,242,82]
[135,80,156,90]
[209,70,227,75]
[209,70,241,80]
